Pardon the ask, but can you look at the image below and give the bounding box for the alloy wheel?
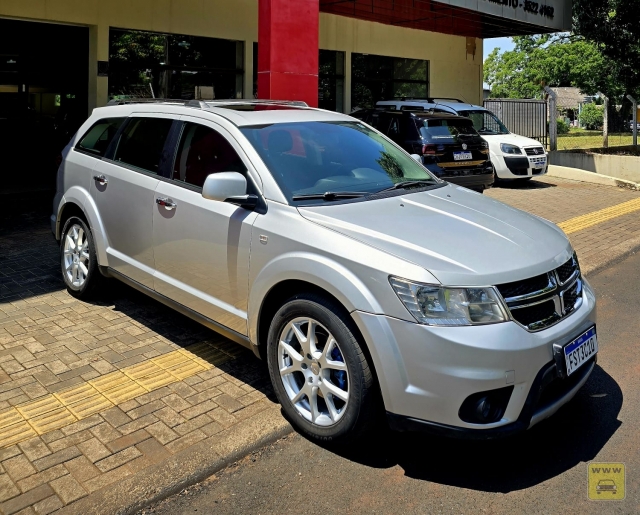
[63,224,90,288]
[278,317,350,426]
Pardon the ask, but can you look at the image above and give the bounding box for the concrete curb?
[57,407,293,515]
[548,165,640,191]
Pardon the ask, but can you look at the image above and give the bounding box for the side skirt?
[102,266,260,359]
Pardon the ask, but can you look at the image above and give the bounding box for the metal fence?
[483,98,548,148]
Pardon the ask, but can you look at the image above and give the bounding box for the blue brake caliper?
[330,347,347,391]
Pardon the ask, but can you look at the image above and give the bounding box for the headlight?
[389,277,508,326]
[500,143,522,155]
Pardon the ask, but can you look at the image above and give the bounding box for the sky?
[483,37,515,89]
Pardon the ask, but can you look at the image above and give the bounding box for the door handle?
[156,197,177,210]
[93,174,108,185]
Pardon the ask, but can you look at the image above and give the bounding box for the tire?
[267,293,378,443]
[60,216,101,299]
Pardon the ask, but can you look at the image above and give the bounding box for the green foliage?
[557,118,570,134]
[483,35,611,99]
[580,103,604,130]
[573,0,640,98]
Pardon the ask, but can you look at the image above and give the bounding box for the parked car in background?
[52,99,597,443]
[351,109,494,192]
[376,98,548,181]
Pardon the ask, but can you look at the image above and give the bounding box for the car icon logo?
[596,479,617,493]
[462,143,467,150]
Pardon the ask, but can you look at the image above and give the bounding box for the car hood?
[297,184,572,286]
[482,132,545,150]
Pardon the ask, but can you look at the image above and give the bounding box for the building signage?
[432,0,571,32]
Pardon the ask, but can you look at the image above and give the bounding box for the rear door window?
[113,117,174,174]
[76,118,125,157]
[173,122,247,188]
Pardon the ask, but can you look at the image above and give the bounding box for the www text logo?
[588,462,625,500]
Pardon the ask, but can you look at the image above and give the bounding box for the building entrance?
[0,19,88,208]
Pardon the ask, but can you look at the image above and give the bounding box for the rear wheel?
[60,216,101,299]
[267,293,377,443]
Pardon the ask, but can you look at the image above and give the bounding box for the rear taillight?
[422,144,437,155]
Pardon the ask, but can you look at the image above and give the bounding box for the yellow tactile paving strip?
[558,197,640,235]
[0,343,234,449]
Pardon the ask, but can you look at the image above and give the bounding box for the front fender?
[247,252,384,344]
[57,186,110,266]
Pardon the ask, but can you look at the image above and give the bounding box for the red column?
[258,0,319,107]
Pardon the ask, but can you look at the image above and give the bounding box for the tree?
[483,35,612,99]
[580,103,604,130]
[573,0,640,98]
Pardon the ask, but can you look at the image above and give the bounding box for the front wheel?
[267,294,378,443]
[60,216,101,299]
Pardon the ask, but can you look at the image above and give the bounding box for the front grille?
[525,147,545,156]
[497,256,582,331]
[557,254,579,283]
[496,273,550,300]
[511,300,557,328]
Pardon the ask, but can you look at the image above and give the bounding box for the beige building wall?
[0,0,482,113]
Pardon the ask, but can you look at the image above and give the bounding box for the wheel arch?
[56,186,109,265]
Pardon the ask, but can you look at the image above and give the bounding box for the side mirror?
[410,153,422,162]
[202,172,258,209]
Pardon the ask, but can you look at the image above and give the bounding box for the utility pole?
[627,95,638,147]
[544,86,557,151]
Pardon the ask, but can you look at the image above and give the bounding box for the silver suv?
[52,99,597,442]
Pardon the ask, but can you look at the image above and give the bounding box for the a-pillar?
[257,0,319,107]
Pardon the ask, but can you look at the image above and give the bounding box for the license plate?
[563,327,598,376]
[453,151,472,161]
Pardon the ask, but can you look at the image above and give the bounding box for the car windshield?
[457,110,510,135]
[418,118,478,140]
[240,121,440,203]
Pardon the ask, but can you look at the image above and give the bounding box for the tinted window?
[173,123,246,188]
[76,118,125,156]
[113,118,173,174]
[241,121,437,202]
[418,119,477,141]
[457,110,509,135]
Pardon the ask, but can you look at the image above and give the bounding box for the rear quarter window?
[76,118,126,157]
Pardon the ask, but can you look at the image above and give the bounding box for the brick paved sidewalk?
[1,177,640,514]
[487,176,640,273]
[0,213,282,515]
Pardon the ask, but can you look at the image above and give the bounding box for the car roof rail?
[106,98,188,106]
[192,99,309,108]
[105,98,309,109]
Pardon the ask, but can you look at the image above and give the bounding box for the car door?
[152,116,259,335]
[90,114,175,289]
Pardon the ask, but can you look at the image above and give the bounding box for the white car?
[51,99,596,443]
[376,99,549,181]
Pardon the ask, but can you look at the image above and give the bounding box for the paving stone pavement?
[1,177,640,514]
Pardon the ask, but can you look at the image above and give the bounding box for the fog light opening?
[459,386,514,425]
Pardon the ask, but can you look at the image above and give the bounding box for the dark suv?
[352,109,494,192]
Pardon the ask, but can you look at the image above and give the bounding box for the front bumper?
[493,154,548,179]
[351,279,597,436]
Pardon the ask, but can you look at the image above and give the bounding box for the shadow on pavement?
[320,364,622,493]
[494,179,557,190]
[0,211,275,401]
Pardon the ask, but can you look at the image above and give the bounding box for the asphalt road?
[140,252,640,515]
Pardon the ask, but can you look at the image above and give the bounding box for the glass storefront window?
[319,50,345,113]
[351,53,429,110]
[108,29,244,101]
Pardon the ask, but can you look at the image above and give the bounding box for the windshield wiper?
[375,180,436,194]
[292,191,367,201]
